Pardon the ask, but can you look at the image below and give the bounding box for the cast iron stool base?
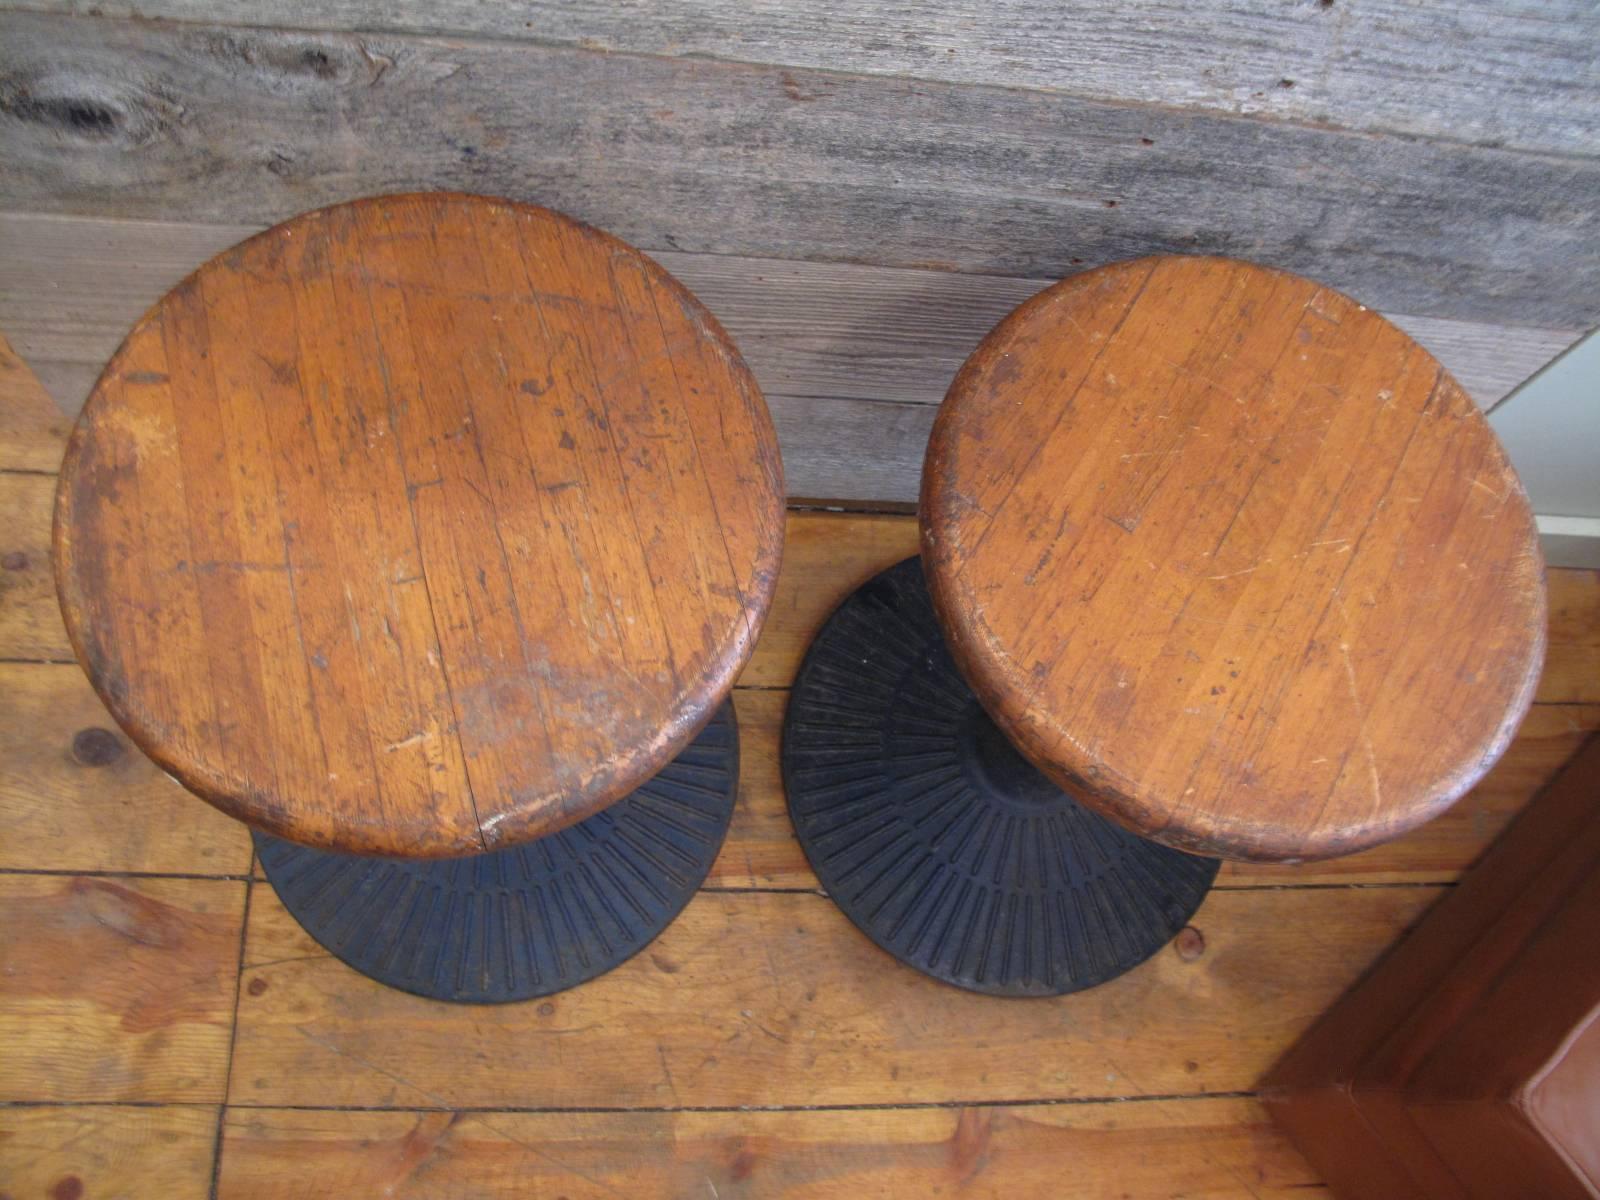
[256,702,738,1003]
[783,558,1218,997]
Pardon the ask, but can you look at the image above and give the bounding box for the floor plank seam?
[0,868,1454,893]
[2,1090,1262,1116]
[1209,881,1456,892]
[0,868,254,881]
[3,464,917,519]
[701,885,826,895]
[208,876,253,1200]
[0,1100,219,1110]
[786,501,915,516]
[1,465,918,515]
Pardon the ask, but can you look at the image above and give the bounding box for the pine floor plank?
[0,875,245,1102]
[0,663,253,875]
[0,472,70,660]
[7,478,1596,705]
[3,353,1593,1196]
[0,338,71,664]
[10,480,1597,704]
[1543,567,1600,704]
[712,688,811,889]
[216,1098,1328,1199]
[228,884,1435,1110]
[709,694,1599,890]
[239,689,1597,889]
[240,692,1599,892]
[0,329,68,472]
[737,511,919,688]
[0,1105,217,1200]
[1220,703,1600,886]
[5,472,1591,889]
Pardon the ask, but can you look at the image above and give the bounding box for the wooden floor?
[3,336,1598,1197]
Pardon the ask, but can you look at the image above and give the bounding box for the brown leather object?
[920,255,1546,862]
[1263,733,1600,1199]
[54,193,784,858]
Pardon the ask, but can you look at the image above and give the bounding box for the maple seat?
[919,255,1546,863]
[54,193,784,1000]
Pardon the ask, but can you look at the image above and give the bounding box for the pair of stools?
[53,193,1545,1002]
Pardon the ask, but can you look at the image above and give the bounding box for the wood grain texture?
[713,693,1600,890]
[216,1098,1328,1199]
[1545,567,1600,704]
[1220,703,1600,887]
[0,1105,217,1200]
[29,361,931,507]
[4,439,1595,1198]
[4,215,1582,415]
[2,213,1581,507]
[17,339,1579,517]
[17,0,1600,156]
[227,883,1435,1109]
[5,483,1592,887]
[0,326,68,471]
[9,491,1596,886]
[53,193,784,857]
[0,874,244,1102]
[923,256,1547,862]
[12,474,1594,699]
[0,663,252,874]
[737,511,923,687]
[2,12,1597,329]
[156,693,1600,891]
[0,473,68,658]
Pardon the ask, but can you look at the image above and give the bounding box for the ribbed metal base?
[783,558,1218,996]
[256,702,737,1003]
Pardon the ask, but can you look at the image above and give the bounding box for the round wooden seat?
[920,255,1545,862]
[55,192,784,859]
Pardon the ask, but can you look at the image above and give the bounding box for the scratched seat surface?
[920,255,1546,862]
[53,192,785,858]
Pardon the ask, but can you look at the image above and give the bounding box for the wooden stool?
[54,193,784,1002]
[784,255,1545,996]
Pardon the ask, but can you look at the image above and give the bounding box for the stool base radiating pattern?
[783,559,1218,997]
[256,703,738,1003]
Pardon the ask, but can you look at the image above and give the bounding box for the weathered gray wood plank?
[1,11,1596,328]
[1,212,1580,505]
[14,0,1599,155]
[1,211,1577,412]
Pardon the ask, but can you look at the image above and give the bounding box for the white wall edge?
[1537,514,1600,570]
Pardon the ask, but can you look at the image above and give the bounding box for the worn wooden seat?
[921,255,1546,862]
[55,192,784,860]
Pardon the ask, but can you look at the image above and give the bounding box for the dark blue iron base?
[255,702,737,1003]
[783,558,1218,997]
